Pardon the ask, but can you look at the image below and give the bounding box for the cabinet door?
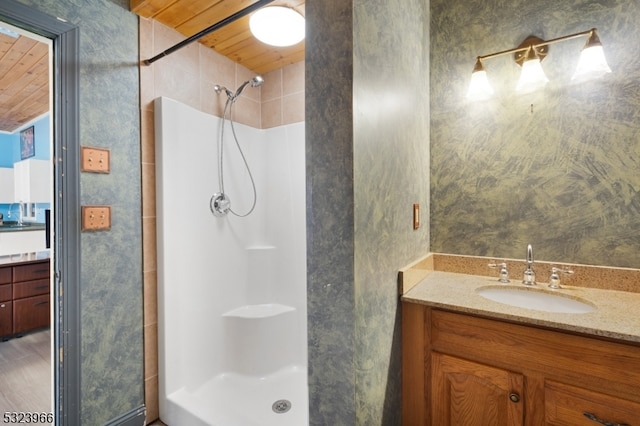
[432,352,524,426]
[13,278,49,298]
[13,159,28,202]
[0,266,10,285]
[0,301,12,337]
[13,159,50,203]
[13,294,49,335]
[0,167,14,202]
[545,380,640,426]
[0,284,10,302]
[13,261,50,282]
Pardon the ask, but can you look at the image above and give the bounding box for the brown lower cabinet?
[0,259,50,339]
[432,352,524,425]
[0,301,11,337]
[402,303,640,426]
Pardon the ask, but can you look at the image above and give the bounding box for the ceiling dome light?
[250,6,305,47]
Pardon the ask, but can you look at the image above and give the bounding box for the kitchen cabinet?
[0,167,14,203]
[0,267,11,338]
[402,304,640,426]
[13,159,50,202]
[0,258,50,339]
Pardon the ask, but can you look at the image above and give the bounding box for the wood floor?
[0,330,171,424]
[0,329,52,413]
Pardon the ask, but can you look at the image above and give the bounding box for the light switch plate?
[81,206,111,231]
[81,146,110,173]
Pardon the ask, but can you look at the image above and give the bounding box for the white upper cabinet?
[0,167,15,203]
[13,159,50,203]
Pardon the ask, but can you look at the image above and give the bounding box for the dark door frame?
[0,1,81,424]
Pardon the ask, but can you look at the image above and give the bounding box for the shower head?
[250,75,264,87]
[233,75,264,99]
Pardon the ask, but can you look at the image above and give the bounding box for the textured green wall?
[353,0,429,424]
[431,0,640,268]
[306,1,356,423]
[16,0,143,424]
[307,0,430,424]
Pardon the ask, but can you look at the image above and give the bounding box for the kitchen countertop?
[0,251,50,266]
[402,270,640,344]
[0,222,46,233]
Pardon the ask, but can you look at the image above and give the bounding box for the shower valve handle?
[210,193,231,217]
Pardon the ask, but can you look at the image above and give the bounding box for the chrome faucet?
[523,244,536,286]
[7,203,22,225]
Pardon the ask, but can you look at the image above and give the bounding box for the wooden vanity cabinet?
[432,352,524,425]
[402,303,640,426]
[0,259,50,340]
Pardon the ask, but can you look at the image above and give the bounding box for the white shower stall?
[154,97,307,426]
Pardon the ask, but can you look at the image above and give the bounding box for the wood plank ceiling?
[0,1,306,133]
[131,0,306,75]
[0,32,49,133]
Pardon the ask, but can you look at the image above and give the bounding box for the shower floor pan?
[164,365,308,426]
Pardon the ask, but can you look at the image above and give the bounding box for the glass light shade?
[572,45,611,81]
[249,6,305,47]
[467,69,494,100]
[516,58,549,93]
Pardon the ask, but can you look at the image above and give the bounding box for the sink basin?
[476,286,596,314]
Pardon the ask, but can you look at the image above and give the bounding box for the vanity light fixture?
[249,6,305,47]
[467,28,611,100]
[466,58,493,100]
[515,41,549,93]
[572,30,612,81]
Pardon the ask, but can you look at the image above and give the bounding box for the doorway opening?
[0,1,81,423]
[0,19,53,414]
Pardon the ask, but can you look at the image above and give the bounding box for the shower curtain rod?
[143,0,276,65]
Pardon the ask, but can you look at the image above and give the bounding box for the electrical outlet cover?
[81,146,110,173]
[81,206,111,231]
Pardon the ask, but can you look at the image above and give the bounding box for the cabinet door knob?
[509,393,520,403]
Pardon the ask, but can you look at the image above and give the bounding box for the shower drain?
[272,399,292,414]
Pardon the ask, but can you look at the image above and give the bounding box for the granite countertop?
[0,251,50,266]
[402,270,640,344]
[0,222,46,233]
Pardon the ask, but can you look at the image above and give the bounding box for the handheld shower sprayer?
[234,75,264,98]
[211,75,264,217]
